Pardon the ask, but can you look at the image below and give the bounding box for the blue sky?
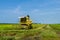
[0,0,60,24]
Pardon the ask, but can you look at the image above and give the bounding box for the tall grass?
[49,24,60,30]
[0,23,60,40]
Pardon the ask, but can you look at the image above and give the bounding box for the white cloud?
[0,5,24,15]
[30,8,60,16]
[13,5,21,14]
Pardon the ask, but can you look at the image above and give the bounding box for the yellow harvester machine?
[20,15,32,29]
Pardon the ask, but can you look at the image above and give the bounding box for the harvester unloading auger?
[19,15,32,29]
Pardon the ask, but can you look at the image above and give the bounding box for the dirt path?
[34,24,52,30]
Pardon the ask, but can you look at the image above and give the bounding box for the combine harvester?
[19,15,47,30]
[19,15,32,29]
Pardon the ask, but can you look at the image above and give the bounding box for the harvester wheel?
[28,24,32,29]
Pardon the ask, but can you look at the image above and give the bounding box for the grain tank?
[20,15,32,29]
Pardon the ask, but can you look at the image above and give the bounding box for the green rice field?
[0,23,60,40]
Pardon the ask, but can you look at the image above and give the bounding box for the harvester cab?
[20,15,32,29]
